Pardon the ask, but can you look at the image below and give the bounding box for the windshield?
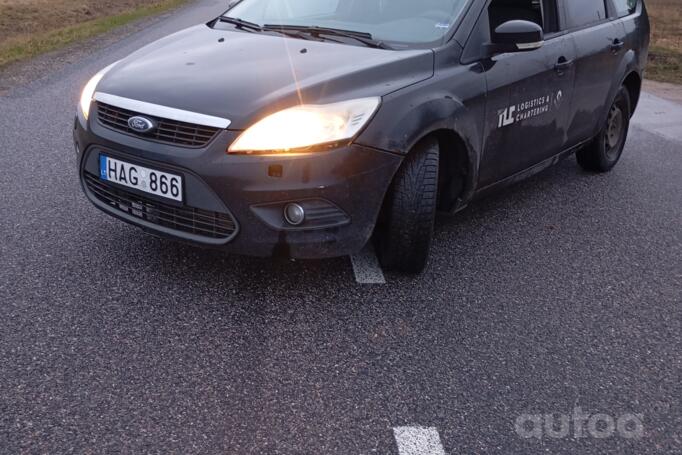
[224,0,470,46]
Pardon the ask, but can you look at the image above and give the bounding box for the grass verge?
[646,0,682,85]
[647,46,682,85]
[0,0,189,69]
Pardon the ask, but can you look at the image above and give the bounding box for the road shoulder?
[0,4,192,96]
[632,85,682,143]
[643,79,682,105]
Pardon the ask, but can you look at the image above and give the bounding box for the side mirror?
[487,20,544,55]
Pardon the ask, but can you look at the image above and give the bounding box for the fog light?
[284,203,305,226]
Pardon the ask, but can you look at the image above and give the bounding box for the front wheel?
[376,137,439,274]
[576,86,632,173]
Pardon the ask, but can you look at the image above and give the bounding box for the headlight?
[228,97,381,154]
[79,62,118,119]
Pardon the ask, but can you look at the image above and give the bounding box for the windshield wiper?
[263,27,319,42]
[262,25,391,49]
[218,16,262,32]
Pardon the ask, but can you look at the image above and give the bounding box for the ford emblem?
[128,116,156,133]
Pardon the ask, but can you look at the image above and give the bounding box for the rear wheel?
[576,86,631,173]
[376,137,439,274]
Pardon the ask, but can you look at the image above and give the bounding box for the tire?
[576,86,632,173]
[376,137,439,274]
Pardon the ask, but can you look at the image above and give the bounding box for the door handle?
[610,39,625,53]
[554,57,574,75]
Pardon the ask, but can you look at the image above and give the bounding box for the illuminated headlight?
[79,62,118,120]
[228,97,381,154]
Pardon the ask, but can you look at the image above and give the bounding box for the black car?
[74,0,650,273]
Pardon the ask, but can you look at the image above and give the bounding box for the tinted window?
[613,0,638,17]
[489,0,544,32]
[563,0,607,29]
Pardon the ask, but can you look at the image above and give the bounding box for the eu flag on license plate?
[100,155,109,180]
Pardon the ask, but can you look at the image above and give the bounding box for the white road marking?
[350,243,386,284]
[393,427,446,455]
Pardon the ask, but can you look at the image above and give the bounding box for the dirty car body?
[74,0,650,272]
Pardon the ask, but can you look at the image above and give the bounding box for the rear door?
[474,0,577,187]
[560,0,625,147]
[609,0,648,73]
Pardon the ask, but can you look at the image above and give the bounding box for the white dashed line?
[393,427,446,455]
[350,243,386,284]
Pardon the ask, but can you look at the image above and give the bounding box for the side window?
[487,0,559,35]
[612,0,638,17]
[562,0,607,29]
[461,0,558,63]
[488,0,544,34]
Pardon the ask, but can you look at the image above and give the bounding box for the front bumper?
[74,113,402,259]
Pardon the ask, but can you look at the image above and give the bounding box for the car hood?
[97,25,435,130]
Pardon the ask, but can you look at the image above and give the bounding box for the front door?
[478,34,576,187]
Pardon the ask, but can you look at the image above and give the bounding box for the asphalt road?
[0,1,680,453]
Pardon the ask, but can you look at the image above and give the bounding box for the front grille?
[84,173,237,241]
[96,102,221,148]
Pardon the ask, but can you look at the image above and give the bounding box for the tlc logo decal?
[498,106,516,128]
[497,91,563,129]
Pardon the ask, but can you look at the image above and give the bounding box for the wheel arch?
[429,129,473,212]
[604,50,641,122]
[358,95,482,212]
[622,71,642,116]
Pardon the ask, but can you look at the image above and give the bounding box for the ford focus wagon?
[75,0,650,273]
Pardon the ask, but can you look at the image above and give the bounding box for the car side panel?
[355,45,487,205]
[566,1,649,146]
[563,19,624,147]
[476,36,577,187]
[614,0,650,113]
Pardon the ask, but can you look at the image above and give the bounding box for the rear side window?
[562,0,607,29]
[612,0,638,17]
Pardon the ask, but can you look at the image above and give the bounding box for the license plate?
[99,155,183,202]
